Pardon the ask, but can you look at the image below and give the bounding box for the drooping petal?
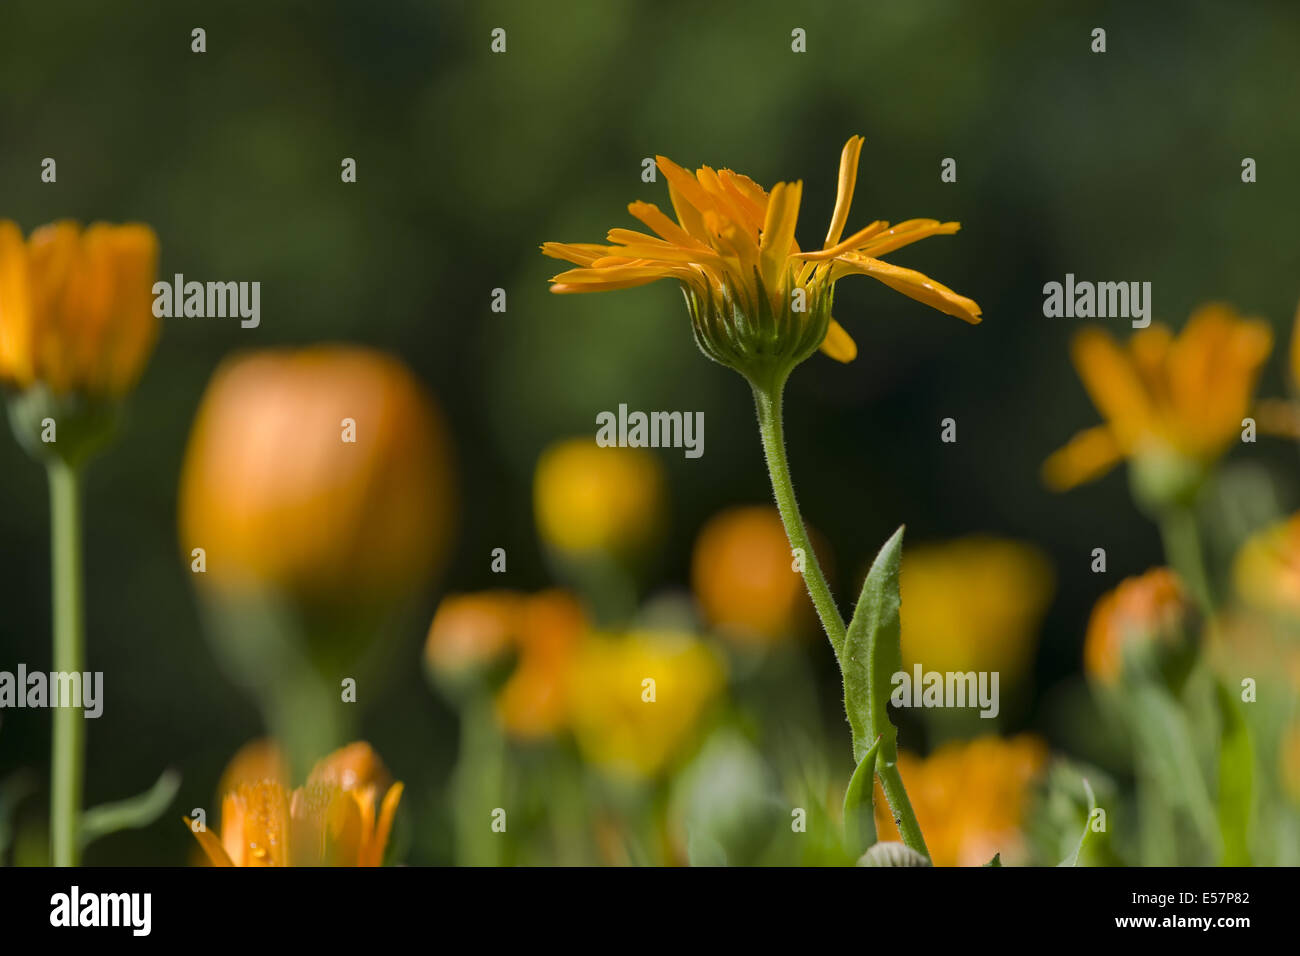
[824,135,865,248]
[1042,424,1124,491]
[540,242,618,266]
[835,254,982,324]
[819,318,858,362]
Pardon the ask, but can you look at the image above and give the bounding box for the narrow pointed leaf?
[843,526,905,763]
[842,736,880,856]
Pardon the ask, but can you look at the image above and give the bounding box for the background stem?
[48,460,84,867]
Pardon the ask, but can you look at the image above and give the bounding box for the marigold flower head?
[566,632,724,779]
[874,734,1048,866]
[533,438,665,561]
[0,220,159,397]
[1084,567,1198,688]
[542,136,980,385]
[899,536,1053,685]
[691,505,816,647]
[1044,304,1272,498]
[178,346,455,606]
[188,741,402,867]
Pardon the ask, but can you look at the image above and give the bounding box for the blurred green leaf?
[79,769,180,850]
[1058,777,1097,867]
[1214,680,1254,866]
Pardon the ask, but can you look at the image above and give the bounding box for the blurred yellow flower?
[534,438,665,560]
[178,346,455,604]
[1043,304,1272,493]
[217,738,288,798]
[0,220,159,396]
[874,734,1048,866]
[188,742,403,867]
[691,505,816,648]
[899,536,1053,684]
[1233,513,1300,615]
[567,632,724,779]
[1084,567,1195,686]
[542,136,979,378]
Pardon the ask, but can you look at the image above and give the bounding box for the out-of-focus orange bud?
[178,346,455,606]
[1084,568,1197,687]
[691,505,814,648]
[425,591,522,678]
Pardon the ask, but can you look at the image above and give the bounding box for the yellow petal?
[1042,424,1124,491]
[835,254,982,324]
[855,219,961,258]
[0,220,34,388]
[819,318,858,362]
[184,817,235,867]
[1070,328,1154,448]
[758,180,802,292]
[824,134,865,248]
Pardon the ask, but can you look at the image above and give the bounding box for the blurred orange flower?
[1044,304,1272,493]
[426,589,588,739]
[189,742,402,867]
[0,220,159,396]
[900,536,1053,685]
[691,505,815,647]
[875,734,1048,866]
[1084,568,1196,686]
[178,346,455,604]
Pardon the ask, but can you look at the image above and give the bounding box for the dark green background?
[1,0,1297,863]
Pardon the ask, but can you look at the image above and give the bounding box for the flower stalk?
[752,374,929,859]
[48,460,85,866]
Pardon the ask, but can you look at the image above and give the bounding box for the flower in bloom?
[178,346,455,605]
[1084,568,1197,687]
[874,734,1048,866]
[533,438,665,561]
[691,505,816,647]
[566,632,724,779]
[1043,304,1272,495]
[899,536,1053,686]
[0,220,159,396]
[542,136,980,382]
[188,742,403,867]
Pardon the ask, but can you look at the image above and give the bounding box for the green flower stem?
[751,378,929,860]
[1159,505,1214,613]
[48,460,85,867]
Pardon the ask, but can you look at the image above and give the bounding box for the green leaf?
[984,852,1002,867]
[842,736,880,856]
[79,769,180,850]
[1214,680,1254,866]
[1058,777,1097,866]
[686,829,728,866]
[1131,686,1219,861]
[0,770,38,862]
[843,526,905,764]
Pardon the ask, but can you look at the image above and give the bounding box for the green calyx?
[683,271,832,391]
[7,383,121,468]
